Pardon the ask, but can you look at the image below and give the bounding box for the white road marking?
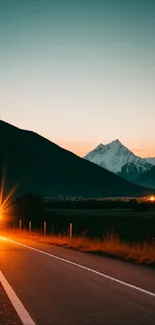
[0,270,35,325]
[0,236,155,298]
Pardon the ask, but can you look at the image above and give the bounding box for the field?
[45,208,155,218]
[43,208,155,241]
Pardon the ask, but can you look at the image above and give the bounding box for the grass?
[45,208,155,218]
[2,229,155,267]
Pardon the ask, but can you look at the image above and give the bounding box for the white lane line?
[1,236,155,298]
[0,270,35,325]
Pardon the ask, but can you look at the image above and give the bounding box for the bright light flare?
[0,167,20,221]
[149,196,155,202]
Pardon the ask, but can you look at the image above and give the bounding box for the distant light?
[149,196,155,202]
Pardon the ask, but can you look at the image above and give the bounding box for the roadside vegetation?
[2,229,155,267]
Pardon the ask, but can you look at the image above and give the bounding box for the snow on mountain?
[144,157,155,166]
[84,139,153,179]
[121,160,152,174]
[117,160,153,182]
[84,139,136,173]
[136,165,155,189]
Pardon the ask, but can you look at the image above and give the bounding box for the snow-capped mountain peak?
[84,139,154,178]
[84,139,136,174]
[102,139,132,154]
[107,139,122,147]
[95,143,105,151]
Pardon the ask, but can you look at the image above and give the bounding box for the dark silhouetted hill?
[0,120,154,198]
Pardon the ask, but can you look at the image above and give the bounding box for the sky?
[0,0,155,157]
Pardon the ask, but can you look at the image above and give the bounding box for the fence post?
[44,221,46,236]
[70,223,72,241]
[29,221,31,232]
[19,220,22,230]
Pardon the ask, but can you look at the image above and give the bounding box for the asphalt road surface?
[0,235,155,325]
[0,282,22,325]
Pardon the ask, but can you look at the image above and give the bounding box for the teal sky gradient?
[0,0,155,157]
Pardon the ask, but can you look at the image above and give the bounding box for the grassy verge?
[2,229,155,267]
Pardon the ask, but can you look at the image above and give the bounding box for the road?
[0,235,155,325]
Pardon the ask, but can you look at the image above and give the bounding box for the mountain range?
[84,140,155,188]
[0,120,154,198]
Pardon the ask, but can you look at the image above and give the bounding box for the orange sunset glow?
[56,141,155,158]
